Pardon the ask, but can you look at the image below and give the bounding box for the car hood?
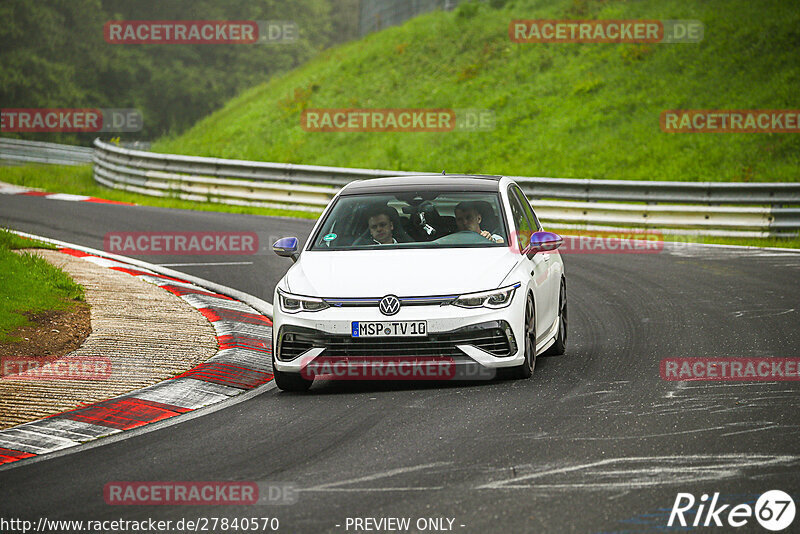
[284,248,521,297]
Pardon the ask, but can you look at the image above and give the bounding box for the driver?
[454,202,504,243]
[366,206,398,245]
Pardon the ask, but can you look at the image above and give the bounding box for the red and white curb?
[0,236,274,467]
[0,181,133,205]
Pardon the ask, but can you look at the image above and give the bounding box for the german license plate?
[351,321,427,338]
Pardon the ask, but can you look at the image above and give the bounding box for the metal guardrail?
[5,137,796,237]
[0,138,93,166]
[359,0,462,37]
[91,139,799,238]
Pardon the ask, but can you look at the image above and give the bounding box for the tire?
[543,278,567,356]
[499,293,535,380]
[272,359,313,392]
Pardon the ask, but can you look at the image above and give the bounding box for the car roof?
[339,174,505,195]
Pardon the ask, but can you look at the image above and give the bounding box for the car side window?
[507,190,534,253]
[512,186,542,231]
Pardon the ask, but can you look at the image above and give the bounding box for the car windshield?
[310,191,508,250]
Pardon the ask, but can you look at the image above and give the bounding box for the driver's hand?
[480,230,504,243]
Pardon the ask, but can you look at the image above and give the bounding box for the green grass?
[0,229,86,343]
[0,228,56,250]
[667,235,800,249]
[676,237,800,248]
[551,228,800,249]
[0,164,319,220]
[154,0,800,182]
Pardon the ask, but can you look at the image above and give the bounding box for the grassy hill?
[155,0,800,182]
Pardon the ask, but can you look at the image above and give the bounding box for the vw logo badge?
[378,295,401,316]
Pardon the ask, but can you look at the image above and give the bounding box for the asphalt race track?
[1,194,799,533]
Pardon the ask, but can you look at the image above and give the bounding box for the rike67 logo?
[669,490,795,531]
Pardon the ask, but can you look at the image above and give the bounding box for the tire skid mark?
[477,454,800,491]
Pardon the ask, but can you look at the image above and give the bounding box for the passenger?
[366,206,398,245]
[454,202,504,243]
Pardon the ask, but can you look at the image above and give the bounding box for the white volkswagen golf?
[271,175,567,391]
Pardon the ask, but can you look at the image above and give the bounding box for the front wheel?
[498,294,535,380]
[272,359,313,392]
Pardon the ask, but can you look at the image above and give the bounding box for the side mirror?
[273,237,299,262]
[525,231,563,258]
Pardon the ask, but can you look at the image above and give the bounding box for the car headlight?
[452,283,520,309]
[278,289,329,313]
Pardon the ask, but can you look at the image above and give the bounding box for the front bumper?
[272,299,526,373]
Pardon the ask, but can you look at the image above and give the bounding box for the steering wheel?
[432,230,490,245]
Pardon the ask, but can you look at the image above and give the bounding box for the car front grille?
[277,323,515,361]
